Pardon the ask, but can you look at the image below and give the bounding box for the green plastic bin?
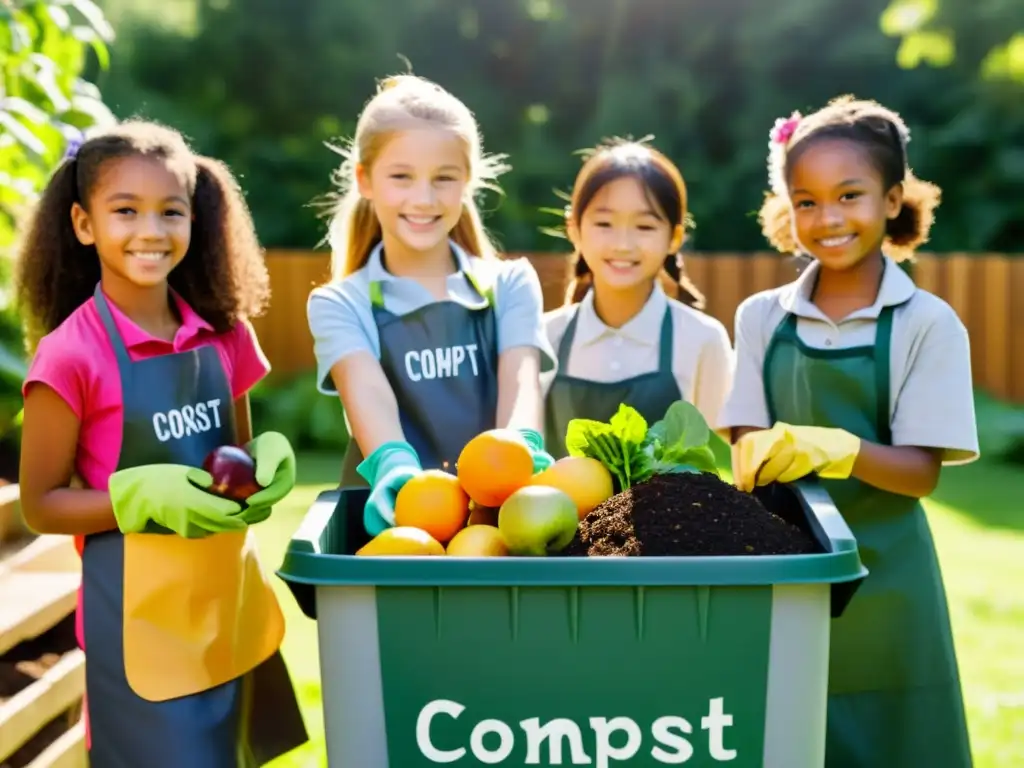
[277,479,866,768]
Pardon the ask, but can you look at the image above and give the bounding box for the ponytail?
[328,190,383,281]
[662,252,705,309]
[564,253,594,304]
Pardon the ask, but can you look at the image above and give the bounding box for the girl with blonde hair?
[307,75,555,536]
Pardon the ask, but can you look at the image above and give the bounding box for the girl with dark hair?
[542,139,733,459]
[15,119,307,766]
[721,96,977,767]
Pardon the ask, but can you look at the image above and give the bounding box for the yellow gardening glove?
[734,423,861,492]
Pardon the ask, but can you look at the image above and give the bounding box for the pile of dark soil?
[561,472,819,557]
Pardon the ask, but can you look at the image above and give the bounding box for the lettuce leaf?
[565,404,651,491]
[645,401,720,476]
[564,400,720,491]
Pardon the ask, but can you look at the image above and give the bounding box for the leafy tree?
[881,0,1024,82]
[0,0,115,444]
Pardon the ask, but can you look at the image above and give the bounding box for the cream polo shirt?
[718,256,979,464]
[540,283,735,437]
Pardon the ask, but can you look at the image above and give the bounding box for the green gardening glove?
[357,440,423,537]
[519,428,555,473]
[238,431,297,524]
[109,464,247,538]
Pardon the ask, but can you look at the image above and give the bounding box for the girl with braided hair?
[542,138,733,459]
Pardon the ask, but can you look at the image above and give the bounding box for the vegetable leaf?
[563,400,720,491]
[565,405,651,491]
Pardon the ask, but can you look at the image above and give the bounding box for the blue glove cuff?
[356,440,422,486]
[518,428,545,452]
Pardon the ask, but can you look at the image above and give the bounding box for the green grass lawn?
[256,450,1024,767]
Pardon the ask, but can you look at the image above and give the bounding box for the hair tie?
[61,127,85,162]
[767,111,801,195]
[770,112,801,146]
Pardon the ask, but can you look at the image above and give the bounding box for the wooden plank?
[0,650,85,763]
[1,536,79,576]
[981,256,1011,399]
[24,719,86,768]
[1011,259,1024,403]
[911,254,942,295]
[0,570,79,657]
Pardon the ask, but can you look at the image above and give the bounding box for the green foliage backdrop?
[89,0,1024,258]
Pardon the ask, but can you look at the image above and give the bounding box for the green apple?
[498,485,579,556]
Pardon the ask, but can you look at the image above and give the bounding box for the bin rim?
[276,479,869,588]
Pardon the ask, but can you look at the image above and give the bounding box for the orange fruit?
[529,456,615,519]
[445,525,509,557]
[394,469,470,544]
[356,527,446,556]
[457,429,535,508]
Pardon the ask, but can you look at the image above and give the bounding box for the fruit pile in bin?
[358,400,819,560]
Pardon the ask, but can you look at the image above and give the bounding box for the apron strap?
[873,305,895,444]
[556,307,581,370]
[92,284,133,380]
[367,264,496,312]
[369,280,385,309]
[763,312,798,425]
[656,306,674,372]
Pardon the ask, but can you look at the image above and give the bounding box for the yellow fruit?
[356,527,446,556]
[394,469,469,544]
[445,525,509,557]
[529,456,615,519]
[457,429,534,508]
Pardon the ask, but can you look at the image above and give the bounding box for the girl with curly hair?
[720,96,977,767]
[14,119,307,766]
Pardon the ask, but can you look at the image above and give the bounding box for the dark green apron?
[340,265,500,485]
[764,306,973,768]
[544,303,682,459]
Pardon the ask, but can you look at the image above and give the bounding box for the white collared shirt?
[541,282,735,437]
[307,240,557,394]
[718,256,979,464]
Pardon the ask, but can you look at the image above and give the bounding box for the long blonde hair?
[324,75,509,280]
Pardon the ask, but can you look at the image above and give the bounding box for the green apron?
[763,307,973,768]
[544,304,682,459]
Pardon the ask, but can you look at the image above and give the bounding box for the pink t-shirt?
[21,288,271,665]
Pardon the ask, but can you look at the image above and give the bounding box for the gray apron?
[544,303,682,459]
[340,267,500,485]
[763,306,973,768]
[81,286,307,767]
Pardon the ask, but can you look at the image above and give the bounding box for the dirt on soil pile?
[562,472,819,557]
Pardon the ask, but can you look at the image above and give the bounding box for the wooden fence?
[251,251,1024,403]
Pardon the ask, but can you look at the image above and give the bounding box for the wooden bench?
[0,486,86,768]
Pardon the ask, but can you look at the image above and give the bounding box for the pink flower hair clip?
[770,111,801,145]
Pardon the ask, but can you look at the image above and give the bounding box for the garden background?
[2,0,1022,765]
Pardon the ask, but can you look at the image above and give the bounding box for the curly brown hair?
[561,138,705,309]
[13,119,270,353]
[758,95,942,263]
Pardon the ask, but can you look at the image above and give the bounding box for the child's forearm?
[495,346,543,432]
[851,441,942,498]
[21,488,118,536]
